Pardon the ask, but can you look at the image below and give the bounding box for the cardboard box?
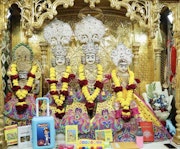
[111,142,139,149]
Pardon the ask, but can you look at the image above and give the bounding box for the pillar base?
[173,135,180,145]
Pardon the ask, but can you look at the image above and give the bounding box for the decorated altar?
[0,0,180,148]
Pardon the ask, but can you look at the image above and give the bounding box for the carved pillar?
[0,3,7,148]
[0,115,6,149]
[39,41,49,96]
[132,42,140,75]
[0,39,7,149]
[170,1,180,145]
[154,47,163,81]
[132,42,140,94]
[0,56,7,148]
[173,34,180,144]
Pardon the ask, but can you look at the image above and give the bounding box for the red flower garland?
[94,81,103,90]
[85,102,95,110]
[113,86,123,92]
[78,79,88,87]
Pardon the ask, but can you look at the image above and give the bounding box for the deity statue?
[4,43,41,125]
[111,43,139,121]
[110,43,172,142]
[74,15,109,114]
[60,16,113,138]
[42,19,75,129]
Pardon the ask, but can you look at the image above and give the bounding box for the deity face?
[85,53,96,65]
[117,61,129,73]
[19,71,28,79]
[55,55,66,66]
[15,47,31,62]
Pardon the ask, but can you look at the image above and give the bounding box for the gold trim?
[1,0,180,147]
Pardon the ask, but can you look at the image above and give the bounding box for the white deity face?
[15,47,31,62]
[55,55,66,66]
[118,60,129,73]
[85,53,96,65]
[19,71,28,79]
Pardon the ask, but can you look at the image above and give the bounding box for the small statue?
[78,43,104,116]
[74,15,110,117]
[4,43,41,123]
[111,43,172,142]
[111,43,139,122]
[43,19,75,124]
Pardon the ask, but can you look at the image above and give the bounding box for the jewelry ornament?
[74,15,105,44]
[111,43,134,66]
[44,18,73,48]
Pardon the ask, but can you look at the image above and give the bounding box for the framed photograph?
[95,129,113,142]
[65,125,78,144]
[4,124,18,146]
[18,125,32,148]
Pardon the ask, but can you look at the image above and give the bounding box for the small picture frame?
[65,125,78,144]
[95,129,113,142]
[4,124,18,146]
[18,125,32,148]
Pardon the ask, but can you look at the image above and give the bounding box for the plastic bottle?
[135,126,144,148]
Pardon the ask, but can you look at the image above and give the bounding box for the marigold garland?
[111,68,135,120]
[49,66,75,119]
[8,63,38,114]
[78,64,103,104]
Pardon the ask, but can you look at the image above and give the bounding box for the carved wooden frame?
[0,0,180,148]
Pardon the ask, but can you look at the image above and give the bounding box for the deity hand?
[32,80,40,95]
[121,111,132,121]
[115,110,122,119]
[85,102,95,111]
[121,106,132,121]
[114,101,121,119]
[5,92,13,103]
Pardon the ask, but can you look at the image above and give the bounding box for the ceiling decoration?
[2,0,175,38]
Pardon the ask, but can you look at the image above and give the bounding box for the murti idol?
[68,15,121,138]
[84,41,124,138]
[60,16,107,137]
[4,43,41,125]
[74,15,107,116]
[110,43,171,142]
[42,19,75,129]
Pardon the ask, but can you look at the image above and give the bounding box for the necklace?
[78,64,103,103]
[8,63,38,114]
[111,68,135,120]
[49,66,74,118]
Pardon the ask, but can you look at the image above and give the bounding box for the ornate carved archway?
[0,0,180,148]
[1,0,162,38]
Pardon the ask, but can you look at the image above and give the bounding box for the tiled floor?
[7,140,180,149]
